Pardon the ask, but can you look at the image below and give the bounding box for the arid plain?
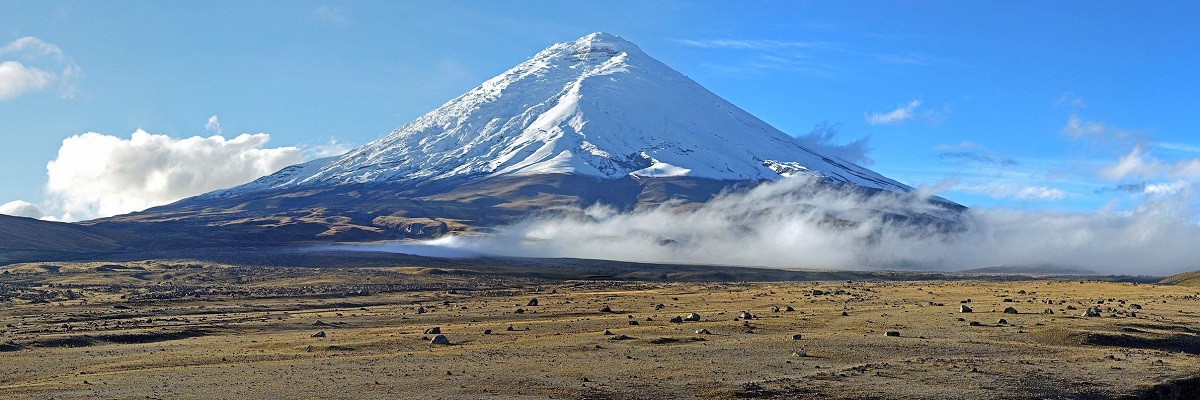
[3,261,1200,399]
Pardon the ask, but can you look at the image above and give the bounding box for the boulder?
[785,306,795,312]
[311,330,326,338]
[685,312,701,322]
[424,327,441,334]
[1003,307,1018,314]
[771,306,781,312]
[669,316,684,323]
[430,334,450,345]
[527,298,539,306]
[960,305,973,313]
[791,334,803,340]
[739,311,754,320]
[600,306,612,313]
[1083,307,1102,317]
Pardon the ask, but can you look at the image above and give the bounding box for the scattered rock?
[514,308,525,314]
[416,306,426,314]
[424,327,441,334]
[628,320,639,326]
[655,304,665,310]
[791,334,803,340]
[430,334,450,345]
[1130,304,1143,310]
[792,351,808,357]
[527,298,539,306]
[1083,307,1102,317]
[998,319,1008,325]
[1043,308,1055,314]
[1003,307,1018,314]
[969,321,982,326]
[785,306,795,312]
[311,330,326,338]
[685,312,701,322]
[695,329,711,335]
[603,329,613,336]
[607,334,631,341]
[312,320,330,326]
[669,316,684,323]
[739,311,754,320]
[600,306,612,313]
[506,325,516,331]
[771,306,781,312]
[841,311,849,316]
[960,305,973,313]
[483,329,492,335]
[956,317,966,322]
[812,289,825,296]
[885,331,900,337]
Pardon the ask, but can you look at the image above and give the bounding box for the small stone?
[506,325,516,331]
[792,351,807,357]
[527,298,539,306]
[607,334,631,341]
[785,306,795,312]
[1043,308,1055,314]
[483,329,492,334]
[600,306,612,313]
[311,330,326,338]
[685,312,701,322]
[669,316,684,323]
[514,308,525,314]
[430,334,449,345]
[603,329,613,335]
[791,334,803,340]
[960,304,973,313]
[655,304,665,310]
[885,331,900,337]
[739,311,754,320]
[1083,307,1102,317]
[424,327,441,334]
[628,320,639,325]
[695,329,711,335]
[1003,307,1018,314]
[841,311,849,316]
[416,306,426,314]
[771,306,781,312]
[969,321,982,326]
[998,319,1008,325]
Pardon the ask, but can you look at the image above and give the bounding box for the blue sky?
[1,1,1198,220]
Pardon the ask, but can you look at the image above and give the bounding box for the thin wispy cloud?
[866,100,921,125]
[313,4,349,25]
[673,36,934,77]
[0,37,81,101]
[205,115,222,135]
[1100,145,1200,181]
[1056,92,1087,108]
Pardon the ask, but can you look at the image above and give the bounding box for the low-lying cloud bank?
[370,176,1200,275]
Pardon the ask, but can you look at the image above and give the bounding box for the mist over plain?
[350,176,1200,276]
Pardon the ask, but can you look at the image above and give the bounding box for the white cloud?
[302,137,353,158]
[1100,145,1200,181]
[369,176,1200,275]
[45,130,304,221]
[1055,92,1087,108]
[1015,186,1065,201]
[795,122,871,164]
[205,115,222,135]
[313,5,349,24]
[866,100,921,125]
[0,200,45,219]
[0,37,80,100]
[0,61,54,100]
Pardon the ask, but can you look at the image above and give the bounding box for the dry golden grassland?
[2,261,1199,399]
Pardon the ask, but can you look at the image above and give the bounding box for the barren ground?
[2,261,1199,399]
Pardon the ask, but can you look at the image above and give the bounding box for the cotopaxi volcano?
[85,32,956,248]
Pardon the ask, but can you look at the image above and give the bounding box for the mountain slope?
[87,32,955,247]
[0,214,130,263]
[211,32,909,199]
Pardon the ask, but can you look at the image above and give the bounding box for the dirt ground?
[2,261,1200,399]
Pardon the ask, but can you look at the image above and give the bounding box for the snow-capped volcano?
[91,32,948,247]
[221,32,909,197]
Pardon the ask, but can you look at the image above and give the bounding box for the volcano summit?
[87,32,945,248]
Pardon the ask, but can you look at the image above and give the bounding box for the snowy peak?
[218,32,912,197]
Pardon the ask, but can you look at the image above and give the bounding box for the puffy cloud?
[0,37,80,100]
[45,130,304,220]
[866,100,921,125]
[380,176,1200,275]
[0,61,54,100]
[0,200,44,219]
[205,115,222,134]
[958,182,1066,202]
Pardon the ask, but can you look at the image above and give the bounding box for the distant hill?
[0,214,130,263]
[1160,269,1200,286]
